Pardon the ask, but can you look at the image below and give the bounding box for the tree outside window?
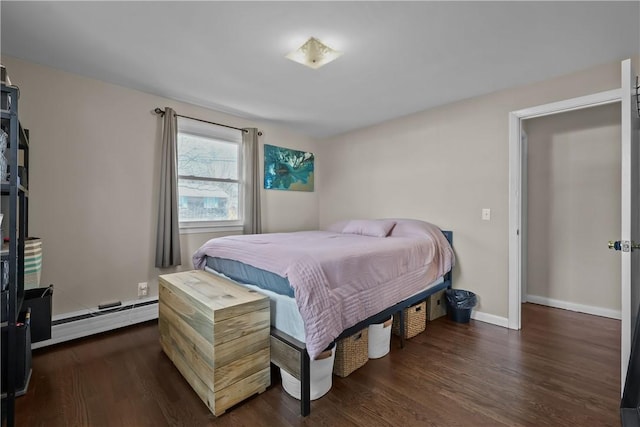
[177,122,242,228]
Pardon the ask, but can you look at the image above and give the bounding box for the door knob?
[609,240,640,251]
[609,240,622,250]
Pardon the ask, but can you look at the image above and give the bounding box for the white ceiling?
[1,1,639,139]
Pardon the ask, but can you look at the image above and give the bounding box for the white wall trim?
[526,295,621,320]
[512,89,622,120]
[471,310,509,328]
[32,298,159,349]
[179,224,243,235]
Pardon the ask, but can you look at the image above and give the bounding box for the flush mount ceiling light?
[286,37,342,69]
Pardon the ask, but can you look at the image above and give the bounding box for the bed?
[192,218,454,416]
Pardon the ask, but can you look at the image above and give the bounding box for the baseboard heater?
[32,298,158,350]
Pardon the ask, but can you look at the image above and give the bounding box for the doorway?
[508,88,622,332]
[523,104,621,319]
[509,59,640,395]
[507,82,637,394]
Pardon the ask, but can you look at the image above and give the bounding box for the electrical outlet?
[138,282,148,297]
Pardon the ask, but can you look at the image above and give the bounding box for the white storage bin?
[368,316,393,359]
[281,343,335,400]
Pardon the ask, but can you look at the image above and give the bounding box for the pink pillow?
[342,219,396,237]
[324,220,350,233]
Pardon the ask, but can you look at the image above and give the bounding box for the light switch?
[482,208,491,221]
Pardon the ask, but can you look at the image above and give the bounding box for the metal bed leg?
[270,363,279,383]
[300,348,311,416]
[399,309,406,348]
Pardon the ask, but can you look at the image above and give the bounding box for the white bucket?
[368,316,393,359]
[281,344,336,400]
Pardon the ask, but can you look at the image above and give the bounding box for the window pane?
[178,179,239,222]
[178,133,239,180]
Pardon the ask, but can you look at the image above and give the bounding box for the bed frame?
[269,230,453,417]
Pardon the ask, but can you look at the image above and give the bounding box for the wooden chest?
[158,270,270,416]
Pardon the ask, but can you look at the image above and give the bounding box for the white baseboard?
[526,294,621,320]
[39,296,600,349]
[471,310,509,328]
[32,297,159,349]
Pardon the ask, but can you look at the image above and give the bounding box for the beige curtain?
[155,107,181,267]
[242,128,262,234]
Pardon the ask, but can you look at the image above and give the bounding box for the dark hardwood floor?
[15,303,621,426]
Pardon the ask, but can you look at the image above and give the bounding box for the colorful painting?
[264,144,314,191]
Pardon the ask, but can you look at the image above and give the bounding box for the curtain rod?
[154,108,262,135]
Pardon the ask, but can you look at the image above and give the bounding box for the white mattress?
[205,266,443,344]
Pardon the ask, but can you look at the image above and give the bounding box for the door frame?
[507,87,622,330]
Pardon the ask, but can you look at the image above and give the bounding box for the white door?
[620,58,640,388]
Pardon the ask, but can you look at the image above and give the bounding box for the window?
[177,118,243,231]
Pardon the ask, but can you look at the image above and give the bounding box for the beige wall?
[525,104,621,312]
[4,53,636,321]
[1,56,319,315]
[318,59,633,319]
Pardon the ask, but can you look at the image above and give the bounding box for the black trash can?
[1,308,32,394]
[444,289,477,323]
[22,285,53,343]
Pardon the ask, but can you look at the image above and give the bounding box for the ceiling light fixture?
[286,37,342,70]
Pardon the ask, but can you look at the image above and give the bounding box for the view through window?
[177,119,242,227]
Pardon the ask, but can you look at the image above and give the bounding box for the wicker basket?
[392,301,427,339]
[427,290,447,321]
[333,328,368,377]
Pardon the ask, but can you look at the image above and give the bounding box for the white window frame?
[177,117,244,233]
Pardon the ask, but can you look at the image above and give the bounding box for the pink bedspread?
[192,220,454,359]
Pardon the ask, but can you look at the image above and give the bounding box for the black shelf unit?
[1,83,30,427]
